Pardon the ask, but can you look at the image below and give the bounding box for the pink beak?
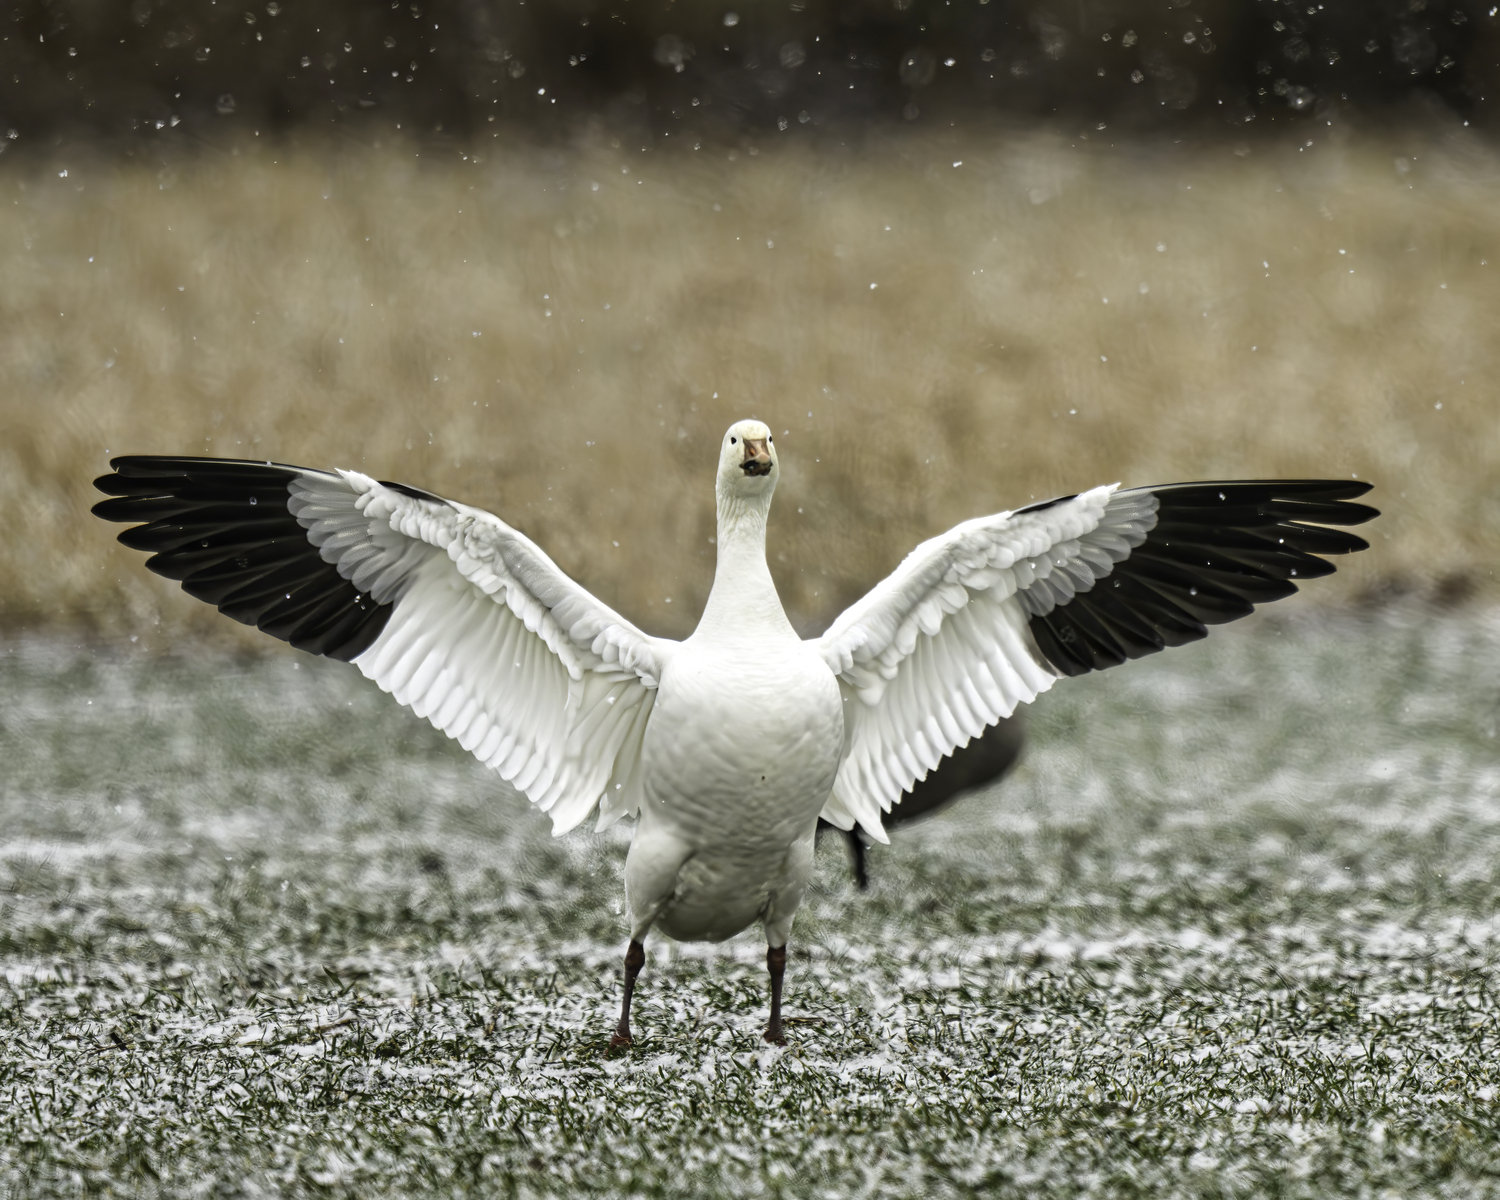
[741,438,772,477]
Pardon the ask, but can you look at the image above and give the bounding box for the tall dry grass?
[2,127,1496,647]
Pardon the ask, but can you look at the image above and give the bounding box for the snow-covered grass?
[3,604,1499,1197]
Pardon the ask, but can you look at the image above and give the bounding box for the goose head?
[716,419,778,500]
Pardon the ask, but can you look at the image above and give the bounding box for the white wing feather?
[813,484,1158,840]
[286,469,669,835]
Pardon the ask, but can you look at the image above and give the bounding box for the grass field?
[3,125,1500,647]
[3,603,1499,1197]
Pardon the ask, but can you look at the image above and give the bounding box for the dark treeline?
[0,0,1495,149]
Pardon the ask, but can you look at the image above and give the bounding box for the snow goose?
[92,420,1377,1046]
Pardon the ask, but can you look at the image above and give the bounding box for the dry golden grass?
[3,127,1497,647]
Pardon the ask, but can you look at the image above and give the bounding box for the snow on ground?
[1,603,1498,1197]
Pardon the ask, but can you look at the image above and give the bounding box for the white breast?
[627,633,843,943]
[647,636,842,840]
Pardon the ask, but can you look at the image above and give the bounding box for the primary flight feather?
[93,420,1376,1046]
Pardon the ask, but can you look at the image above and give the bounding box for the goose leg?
[764,944,788,1044]
[610,939,646,1049]
[842,828,869,890]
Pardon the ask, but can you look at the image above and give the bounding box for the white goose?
[93,420,1376,1046]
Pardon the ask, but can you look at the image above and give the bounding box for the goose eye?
[730,437,737,444]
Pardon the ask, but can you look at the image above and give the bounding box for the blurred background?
[3,0,1498,644]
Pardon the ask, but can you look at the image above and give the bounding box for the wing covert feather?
[298,470,667,833]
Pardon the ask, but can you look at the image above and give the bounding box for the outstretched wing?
[813,480,1377,839]
[93,456,672,834]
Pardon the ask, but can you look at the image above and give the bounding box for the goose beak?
[741,439,772,477]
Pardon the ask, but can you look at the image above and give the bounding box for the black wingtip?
[92,454,395,662]
[1147,480,1380,528]
[380,479,450,505]
[1027,477,1377,681]
[1146,478,1375,505]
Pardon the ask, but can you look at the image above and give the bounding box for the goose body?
[634,632,841,945]
[93,419,1378,1045]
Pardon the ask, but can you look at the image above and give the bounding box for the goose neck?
[699,492,789,636]
[716,489,770,547]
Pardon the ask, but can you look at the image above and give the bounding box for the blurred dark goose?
[93,421,1377,1047]
[821,714,1026,890]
